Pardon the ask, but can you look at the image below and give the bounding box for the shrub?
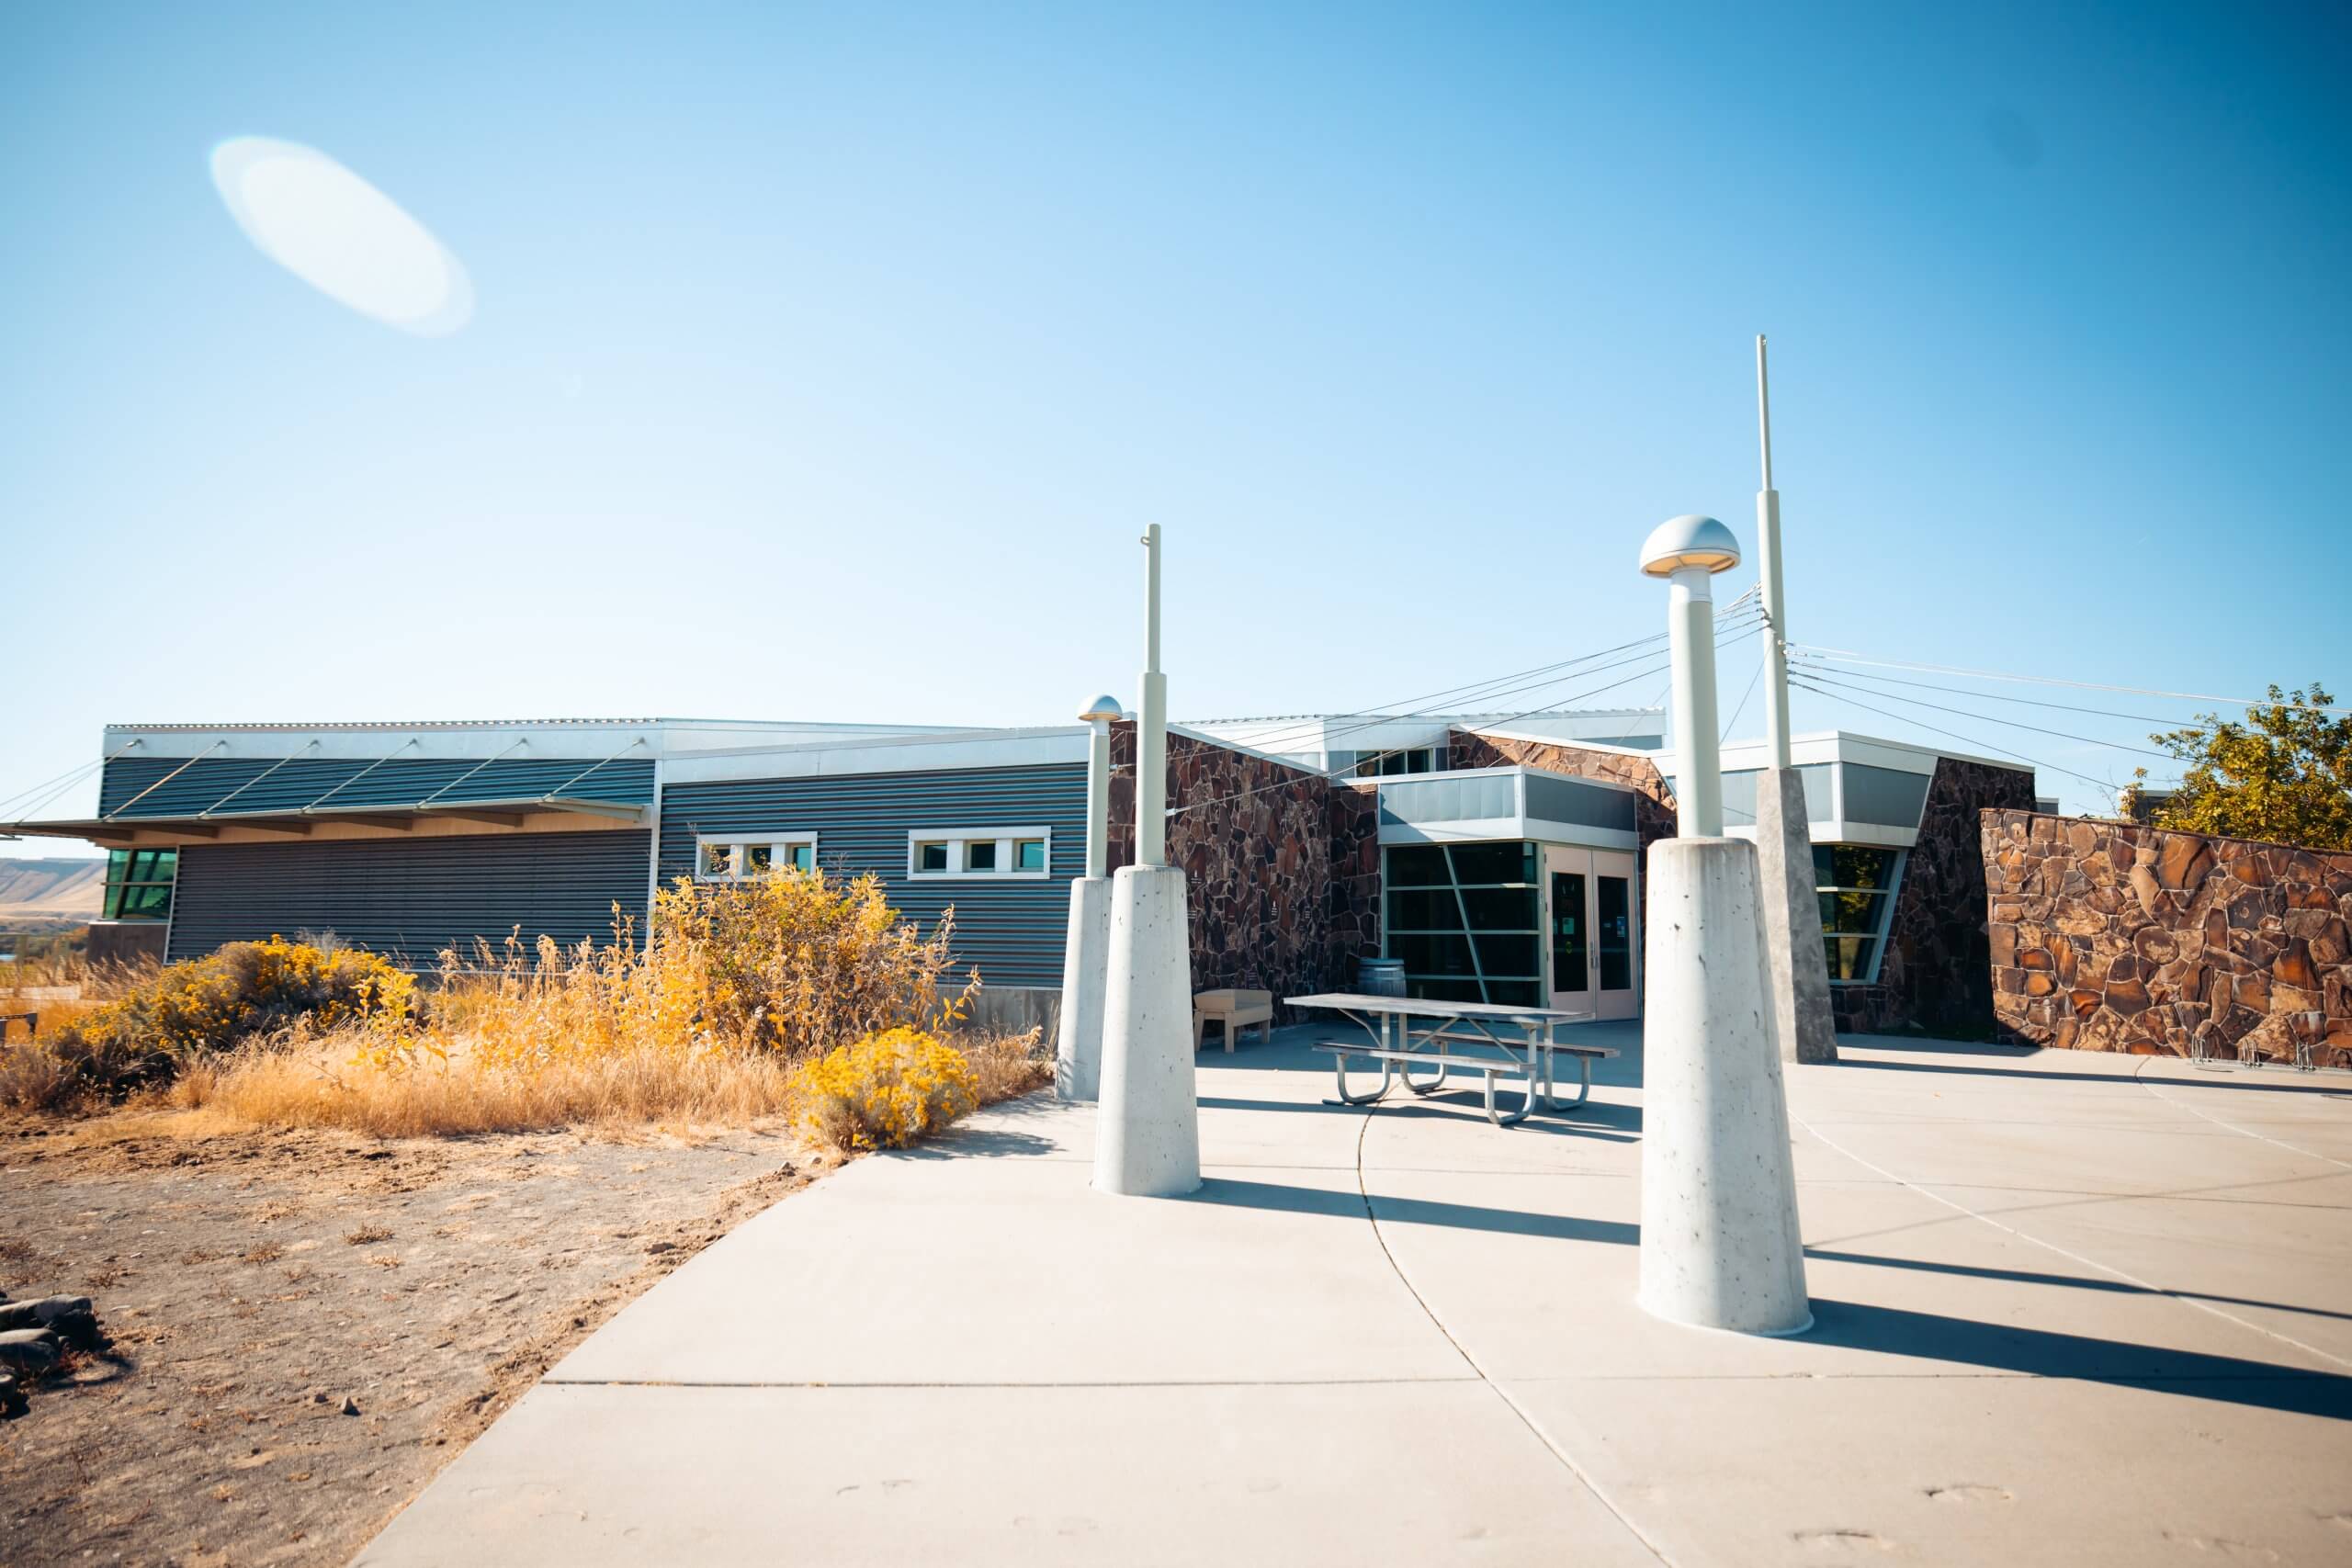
[40,938,413,1098]
[391,872,978,1080]
[646,872,976,1053]
[791,1027,978,1150]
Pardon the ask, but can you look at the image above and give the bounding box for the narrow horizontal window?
[906,829,1053,879]
[695,834,818,883]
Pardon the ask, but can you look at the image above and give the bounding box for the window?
[695,834,817,882]
[102,848,176,921]
[908,829,1052,879]
[1813,844,1904,984]
[1344,747,1438,778]
[1384,841,1543,1007]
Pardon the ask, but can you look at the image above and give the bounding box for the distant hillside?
[0,857,105,920]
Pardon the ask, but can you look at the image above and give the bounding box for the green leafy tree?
[2139,682,2352,851]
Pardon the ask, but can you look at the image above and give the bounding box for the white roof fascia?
[1166,722,1336,774]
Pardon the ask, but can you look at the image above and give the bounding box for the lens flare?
[209,136,472,336]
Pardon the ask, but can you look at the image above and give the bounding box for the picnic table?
[1283,992,1611,1128]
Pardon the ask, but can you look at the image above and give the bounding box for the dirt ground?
[0,1115,837,1567]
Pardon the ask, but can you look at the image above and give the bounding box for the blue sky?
[3,0,2346,836]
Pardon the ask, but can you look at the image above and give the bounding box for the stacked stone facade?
[1984,810,2352,1065]
[1833,758,2037,1037]
[1105,724,1380,1022]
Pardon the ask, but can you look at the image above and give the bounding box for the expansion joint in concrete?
[1349,1108,1679,1566]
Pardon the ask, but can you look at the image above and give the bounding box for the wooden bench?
[0,1011,36,1043]
[1311,1035,1615,1127]
[1193,988,1273,1053]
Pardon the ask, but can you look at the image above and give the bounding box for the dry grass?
[154,1026,1047,1141]
[963,1027,1054,1102]
[166,1034,805,1137]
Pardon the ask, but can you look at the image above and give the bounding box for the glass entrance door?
[1546,846,1640,1020]
[1591,850,1638,1020]
[1549,864,1591,1015]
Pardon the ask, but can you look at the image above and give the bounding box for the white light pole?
[1136,525,1169,867]
[1055,694,1123,1101]
[1639,514,1741,836]
[1092,525,1201,1197]
[1757,336,1792,770]
[1635,513,1812,1337]
[1750,336,1839,1066]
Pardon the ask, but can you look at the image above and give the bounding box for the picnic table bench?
[1284,992,1614,1128]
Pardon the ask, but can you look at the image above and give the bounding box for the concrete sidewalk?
[356,1027,2352,1566]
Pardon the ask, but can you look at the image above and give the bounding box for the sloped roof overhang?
[2,795,645,849]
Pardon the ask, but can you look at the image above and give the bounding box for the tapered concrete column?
[1755,766,1839,1065]
[1056,877,1113,1100]
[1092,863,1200,1195]
[1057,698,1123,1101]
[1637,835,1812,1335]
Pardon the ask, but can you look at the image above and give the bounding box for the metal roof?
[98,716,952,734]
[1181,707,1661,724]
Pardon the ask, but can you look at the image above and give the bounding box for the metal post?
[1756,335,1792,771]
[1137,525,1168,868]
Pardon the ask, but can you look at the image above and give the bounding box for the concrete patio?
[356,1025,2352,1566]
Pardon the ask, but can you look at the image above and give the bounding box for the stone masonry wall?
[1106,724,1380,1023]
[1984,810,2352,1065]
[1834,758,2037,1037]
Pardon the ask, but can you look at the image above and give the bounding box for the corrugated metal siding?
[658,764,1086,987]
[99,756,656,818]
[166,831,653,966]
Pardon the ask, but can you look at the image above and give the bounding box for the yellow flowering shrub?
[647,872,974,1054]
[46,937,414,1095]
[791,1027,978,1150]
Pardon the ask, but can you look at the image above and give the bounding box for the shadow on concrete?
[1806,1248,2352,1327]
[1193,1175,1641,1245]
[897,1093,1069,1160]
[1194,1093,1640,1142]
[1838,1056,2352,1098]
[899,1124,1062,1160]
[1194,1180,2351,1417]
[1806,1299,2352,1421]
